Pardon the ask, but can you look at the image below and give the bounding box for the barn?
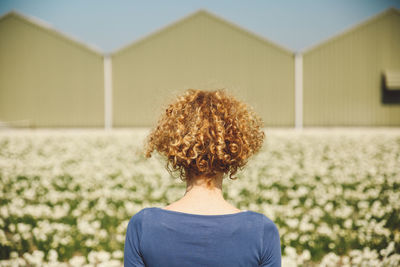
[302,8,400,126]
[1,8,399,128]
[111,10,295,127]
[0,11,104,128]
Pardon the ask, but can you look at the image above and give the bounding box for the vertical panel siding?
[0,15,104,127]
[112,12,294,127]
[303,10,400,126]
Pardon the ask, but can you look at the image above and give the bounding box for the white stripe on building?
[295,53,303,129]
[104,55,113,129]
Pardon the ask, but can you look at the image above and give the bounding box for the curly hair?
[143,89,265,183]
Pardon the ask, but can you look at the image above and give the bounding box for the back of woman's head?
[144,89,265,182]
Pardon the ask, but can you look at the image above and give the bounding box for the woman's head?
[144,89,265,182]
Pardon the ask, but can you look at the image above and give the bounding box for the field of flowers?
[0,128,399,266]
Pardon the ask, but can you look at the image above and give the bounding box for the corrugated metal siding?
[303,9,400,126]
[112,11,294,127]
[0,14,104,127]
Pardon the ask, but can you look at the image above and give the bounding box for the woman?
[124,89,281,266]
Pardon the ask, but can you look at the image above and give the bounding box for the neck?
[166,172,240,213]
[183,172,225,201]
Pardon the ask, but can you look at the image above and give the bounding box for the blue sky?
[0,0,399,53]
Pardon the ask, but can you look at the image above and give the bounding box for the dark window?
[382,70,400,104]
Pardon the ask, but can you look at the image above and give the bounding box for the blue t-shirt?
[124,207,281,267]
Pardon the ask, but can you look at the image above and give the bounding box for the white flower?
[112,250,123,259]
[96,251,111,262]
[47,249,58,262]
[69,255,86,266]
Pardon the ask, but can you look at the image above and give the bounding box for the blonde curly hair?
[144,89,265,182]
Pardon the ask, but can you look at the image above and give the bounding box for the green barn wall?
[0,12,104,127]
[112,10,295,127]
[303,8,400,126]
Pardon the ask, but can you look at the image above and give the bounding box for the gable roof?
[1,7,398,57]
[302,7,400,54]
[0,10,103,55]
[111,9,293,56]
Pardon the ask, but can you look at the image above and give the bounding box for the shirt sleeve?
[124,210,146,267]
[260,217,282,267]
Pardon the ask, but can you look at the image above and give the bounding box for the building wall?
[3,8,398,128]
[303,9,400,126]
[112,11,295,127]
[0,13,104,127]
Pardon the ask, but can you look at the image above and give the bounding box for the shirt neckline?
[152,207,249,218]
